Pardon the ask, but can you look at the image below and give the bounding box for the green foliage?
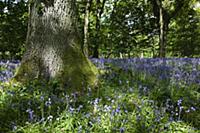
[76,0,200,58]
[108,0,156,57]
[87,0,159,58]
[0,0,200,58]
[168,5,200,57]
[0,0,28,59]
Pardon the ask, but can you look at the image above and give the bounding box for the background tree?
[92,0,107,58]
[168,3,200,57]
[14,0,98,89]
[150,0,193,57]
[98,0,157,58]
[0,0,28,59]
[83,0,93,57]
[0,0,199,59]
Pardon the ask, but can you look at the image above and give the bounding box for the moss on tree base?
[14,46,98,90]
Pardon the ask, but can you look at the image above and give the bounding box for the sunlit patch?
[42,46,63,78]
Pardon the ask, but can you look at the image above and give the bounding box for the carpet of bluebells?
[0,58,200,132]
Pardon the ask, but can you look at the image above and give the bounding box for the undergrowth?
[0,59,200,133]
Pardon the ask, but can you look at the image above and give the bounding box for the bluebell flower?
[71,92,78,100]
[169,116,173,121]
[26,108,34,121]
[69,106,75,113]
[77,105,83,112]
[104,105,111,112]
[40,95,44,101]
[177,99,182,106]
[94,98,100,105]
[191,107,196,111]
[120,127,125,133]
[45,98,52,106]
[115,106,120,113]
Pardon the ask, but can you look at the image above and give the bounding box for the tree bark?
[83,0,92,57]
[14,0,98,89]
[151,0,185,57]
[158,6,168,57]
[92,0,106,58]
[154,0,167,57]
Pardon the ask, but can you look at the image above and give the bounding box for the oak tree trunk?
[14,0,98,88]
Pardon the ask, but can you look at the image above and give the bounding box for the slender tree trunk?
[92,0,100,58]
[14,0,98,89]
[151,0,185,58]
[83,0,92,57]
[92,0,106,58]
[158,6,169,58]
[159,7,165,57]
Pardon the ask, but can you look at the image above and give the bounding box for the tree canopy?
[0,0,200,58]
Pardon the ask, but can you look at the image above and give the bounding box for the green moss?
[14,45,98,90]
[59,45,98,89]
[14,58,40,81]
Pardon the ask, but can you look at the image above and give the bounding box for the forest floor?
[0,58,199,132]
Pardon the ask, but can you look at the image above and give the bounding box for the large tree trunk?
[14,0,98,89]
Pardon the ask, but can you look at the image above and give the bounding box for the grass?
[0,58,199,132]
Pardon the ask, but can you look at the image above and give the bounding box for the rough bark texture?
[14,0,98,89]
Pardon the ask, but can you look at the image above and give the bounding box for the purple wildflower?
[191,107,196,111]
[120,127,125,133]
[45,98,51,106]
[26,108,34,121]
